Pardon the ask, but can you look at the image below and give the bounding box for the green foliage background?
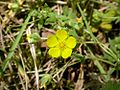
[0,0,120,90]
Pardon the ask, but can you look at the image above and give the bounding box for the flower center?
[59,41,66,49]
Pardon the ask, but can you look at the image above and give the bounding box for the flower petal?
[56,30,68,40]
[46,35,58,47]
[66,36,76,48]
[62,48,72,58]
[48,48,60,58]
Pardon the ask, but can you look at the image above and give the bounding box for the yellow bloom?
[46,30,76,58]
[76,17,82,23]
[26,34,31,41]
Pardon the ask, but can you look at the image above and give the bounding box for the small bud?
[100,22,112,31]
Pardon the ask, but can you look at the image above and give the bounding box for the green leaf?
[40,74,52,87]
[102,10,116,23]
[72,53,85,62]
[103,52,116,62]
[100,81,120,90]
[1,10,35,73]
[69,29,79,39]
[0,67,3,78]
[63,6,77,19]
[29,33,40,43]
[45,12,57,24]
[103,36,120,63]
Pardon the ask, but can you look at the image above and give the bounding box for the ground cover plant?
[0,0,120,90]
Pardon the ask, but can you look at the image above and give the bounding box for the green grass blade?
[77,3,110,81]
[77,3,97,42]
[1,10,35,72]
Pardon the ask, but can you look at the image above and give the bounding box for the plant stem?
[94,60,109,81]
[77,3,97,42]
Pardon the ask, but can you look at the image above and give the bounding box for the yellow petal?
[56,30,68,40]
[48,48,60,58]
[62,48,72,58]
[66,36,76,48]
[46,35,58,47]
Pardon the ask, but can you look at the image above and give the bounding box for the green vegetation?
[0,0,120,90]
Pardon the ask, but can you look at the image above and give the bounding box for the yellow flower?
[26,34,31,42]
[46,30,76,58]
[76,17,82,23]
